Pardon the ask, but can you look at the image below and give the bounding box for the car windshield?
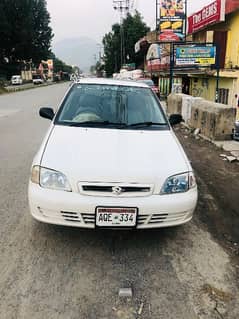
[55,83,167,129]
[33,75,41,79]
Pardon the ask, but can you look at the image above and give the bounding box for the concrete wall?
[167,93,184,114]
[167,93,236,140]
[190,100,236,140]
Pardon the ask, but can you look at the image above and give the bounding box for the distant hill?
[52,37,99,72]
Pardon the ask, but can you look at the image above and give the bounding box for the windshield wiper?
[68,121,127,127]
[67,121,167,128]
[126,122,168,128]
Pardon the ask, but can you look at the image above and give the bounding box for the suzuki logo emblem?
[112,186,122,195]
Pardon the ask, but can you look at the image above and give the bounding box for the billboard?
[175,46,216,66]
[47,59,53,70]
[188,0,225,34]
[158,0,186,42]
[146,43,170,71]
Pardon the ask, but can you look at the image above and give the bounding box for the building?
[134,0,239,104]
[187,0,239,106]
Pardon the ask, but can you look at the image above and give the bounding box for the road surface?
[0,83,238,319]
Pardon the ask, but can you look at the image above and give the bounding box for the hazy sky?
[47,0,212,44]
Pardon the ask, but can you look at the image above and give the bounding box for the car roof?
[137,78,153,81]
[137,78,154,83]
[73,77,149,89]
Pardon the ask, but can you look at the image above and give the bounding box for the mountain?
[52,37,99,72]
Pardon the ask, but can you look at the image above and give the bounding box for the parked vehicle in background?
[29,78,197,229]
[11,75,23,85]
[137,78,160,97]
[32,74,44,85]
[233,121,239,140]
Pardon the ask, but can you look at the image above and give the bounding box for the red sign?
[159,30,182,42]
[147,57,170,72]
[188,0,225,34]
[226,0,239,14]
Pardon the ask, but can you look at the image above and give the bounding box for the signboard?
[146,44,170,71]
[146,44,161,61]
[158,0,186,42]
[47,59,53,70]
[175,46,216,66]
[188,0,225,34]
[147,56,170,72]
[226,0,239,15]
[122,63,136,70]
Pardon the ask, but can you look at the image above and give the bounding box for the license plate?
[96,207,137,227]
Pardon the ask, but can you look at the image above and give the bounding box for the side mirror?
[39,107,55,120]
[169,114,183,126]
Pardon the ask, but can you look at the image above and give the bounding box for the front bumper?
[28,182,198,229]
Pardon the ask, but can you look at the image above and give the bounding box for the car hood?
[41,125,190,189]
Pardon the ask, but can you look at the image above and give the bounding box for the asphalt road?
[0,83,238,319]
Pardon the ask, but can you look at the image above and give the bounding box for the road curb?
[0,81,68,95]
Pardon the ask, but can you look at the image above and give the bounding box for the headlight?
[31,166,71,192]
[160,172,196,195]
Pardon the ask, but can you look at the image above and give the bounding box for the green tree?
[0,0,53,78]
[102,11,150,77]
[31,0,54,62]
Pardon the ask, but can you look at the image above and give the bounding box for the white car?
[28,78,197,229]
[32,74,44,84]
[11,75,23,85]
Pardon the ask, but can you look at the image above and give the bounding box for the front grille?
[82,185,150,193]
[81,213,95,224]
[148,213,168,224]
[60,211,95,224]
[61,211,82,223]
[79,182,153,197]
[137,212,188,226]
[137,215,149,225]
[40,208,188,227]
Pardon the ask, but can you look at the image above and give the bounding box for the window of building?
[213,31,227,69]
[202,78,209,88]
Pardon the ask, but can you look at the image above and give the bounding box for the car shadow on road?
[30,219,183,253]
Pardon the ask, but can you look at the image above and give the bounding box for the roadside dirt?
[176,126,239,260]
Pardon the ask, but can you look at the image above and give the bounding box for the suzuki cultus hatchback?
[29,78,197,229]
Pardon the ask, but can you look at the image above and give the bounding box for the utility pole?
[156,0,160,30]
[113,0,130,69]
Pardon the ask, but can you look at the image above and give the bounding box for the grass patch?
[0,86,7,94]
